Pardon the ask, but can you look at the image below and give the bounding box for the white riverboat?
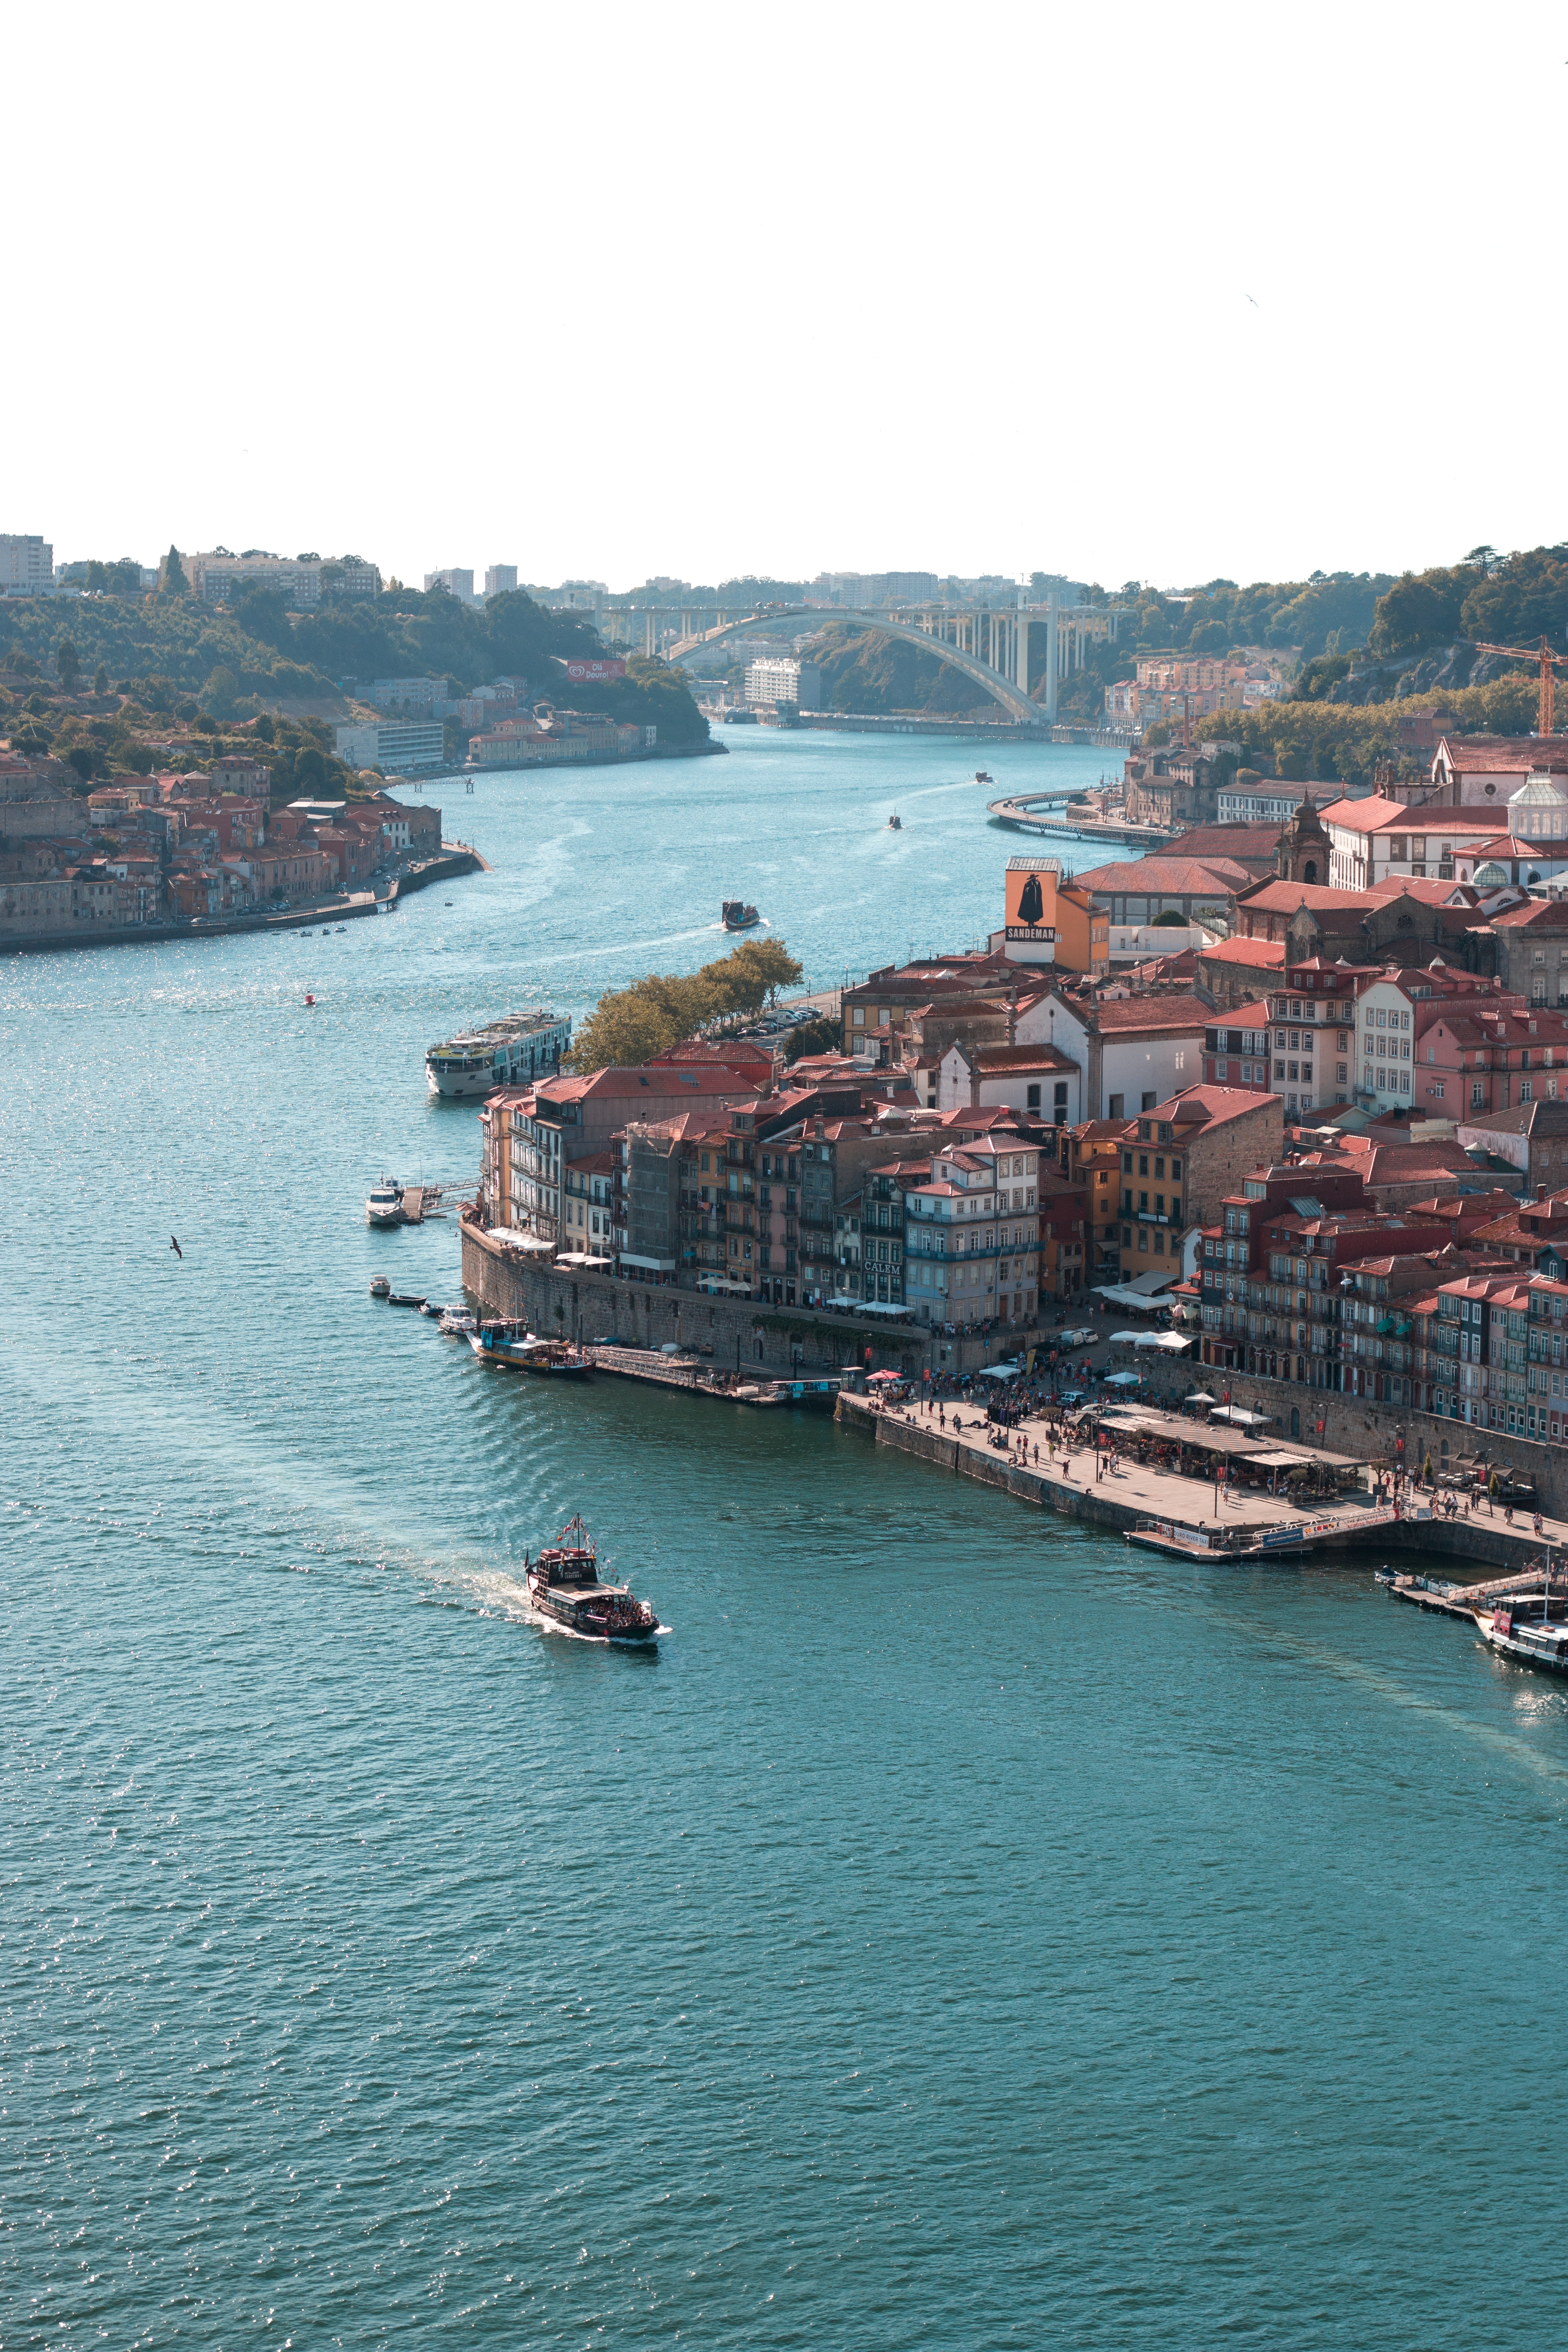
[425,1009,571,1100]
[366,1179,404,1228]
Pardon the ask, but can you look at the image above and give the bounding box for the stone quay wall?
[461,1222,1035,1379]
[839,1396,1548,1574]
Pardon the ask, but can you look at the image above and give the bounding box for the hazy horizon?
[12,0,1564,595]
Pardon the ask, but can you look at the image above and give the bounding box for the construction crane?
[1472,635,1568,737]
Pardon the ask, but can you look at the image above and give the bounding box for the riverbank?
[468,737,726,777]
[0,841,488,956]
[837,1390,1563,1577]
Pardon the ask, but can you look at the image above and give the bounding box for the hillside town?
[0,744,442,932]
[472,730,1568,1451]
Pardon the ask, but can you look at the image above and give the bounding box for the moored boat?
[425,1009,572,1099]
[366,1179,404,1227]
[438,1307,477,1336]
[721,899,760,930]
[369,1275,391,1298]
[1479,1604,1568,1675]
[468,1320,594,1378]
[524,1515,658,1644]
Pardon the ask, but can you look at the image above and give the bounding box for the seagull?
[1244,292,1259,307]
[170,1236,183,1259]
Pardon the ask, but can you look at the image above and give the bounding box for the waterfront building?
[332,718,445,772]
[742,658,824,710]
[0,533,53,594]
[902,1132,1041,1328]
[1056,1119,1129,1286]
[468,710,644,767]
[499,1066,760,1243]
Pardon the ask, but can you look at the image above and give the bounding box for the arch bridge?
[665,605,1063,727]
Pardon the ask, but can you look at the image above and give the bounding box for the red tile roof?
[1324,794,1503,837]
[1075,855,1256,894]
[1200,936,1286,966]
[1092,991,1213,1035]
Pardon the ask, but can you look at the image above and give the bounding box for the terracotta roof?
[1437,735,1568,773]
[1324,794,1504,837]
[969,1043,1079,1073]
[1164,824,1289,861]
[1133,1083,1283,1131]
[1092,992,1212,1035]
[1209,998,1272,1027]
[1457,1099,1568,1138]
[1234,880,1383,914]
[1488,896,1568,931]
[1200,936,1286,966]
[1075,855,1256,895]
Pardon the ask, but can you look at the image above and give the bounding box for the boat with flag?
[524,1516,659,1644]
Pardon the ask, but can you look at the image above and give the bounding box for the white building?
[743,657,824,709]
[903,1134,1041,1327]
[188,552,322,609]
[1352,974,1417,1112]
[484,565,518,597]
[333,718,445,772]
[1323,791,1507,889]
[1216,786,1301,823]
[0,535,54,594]
[425,569,476,602]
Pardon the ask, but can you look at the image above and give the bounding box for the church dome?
[1507,769,1568,838]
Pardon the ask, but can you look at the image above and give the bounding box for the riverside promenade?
[837,1391,1566,1577]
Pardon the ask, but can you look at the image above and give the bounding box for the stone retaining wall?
[460,1222,1039,1379]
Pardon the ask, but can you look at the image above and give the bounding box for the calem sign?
[564,658,627,683]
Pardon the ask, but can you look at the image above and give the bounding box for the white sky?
[12,0,1563,595]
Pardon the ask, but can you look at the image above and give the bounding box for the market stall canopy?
[1103,1370,1144,1387]
[977,1363,1020,1381]
[1248,1450,1314,1470]
[1092,1278,1179,1312]
[1209,1405,1276,1427]
[1183,1391,1217,1406]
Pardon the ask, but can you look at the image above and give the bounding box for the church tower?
[1277,792,1331,886]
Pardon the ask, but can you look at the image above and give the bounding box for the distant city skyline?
[8,5,1564,601]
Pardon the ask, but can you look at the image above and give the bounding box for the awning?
[1209,1405,1276,1427]
[976,1363,1020,1380]
[1249,1450,1314,1469]
[621,1252,677,1271]
[1103,1370,1144,1387]
[1093,1281,1178,1311]
[488,1228,554,1253]
[1184,1391,1217,1405]
[694,1274,755,1294]
[555,1252,614,1268]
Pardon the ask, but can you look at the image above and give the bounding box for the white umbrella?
[1104,1370,1143,1387]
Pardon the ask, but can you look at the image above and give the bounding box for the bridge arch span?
[667,608,1052,727]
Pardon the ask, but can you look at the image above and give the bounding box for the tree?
[93,663,108,695]
[56,638,81,689]
[66,745,96,784]
[1466,544,1498,576]
[567,939,803,1072]
[784,1013,840,1062]
[1367,570,1467,658]
[159,545,189,597]
[202,665,241,718]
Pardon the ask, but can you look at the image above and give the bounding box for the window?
[1107,1094,1124,1118]
[1026,1083,1041,1109]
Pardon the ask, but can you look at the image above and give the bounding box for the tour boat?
[722,900,760,931]
[974,770,993,784]
[1479,1604,1568,1676]
[425,1009,572,1099]
[468,1320,594,1378]
[524,1516,659,1645]
[366,1180,404,1227]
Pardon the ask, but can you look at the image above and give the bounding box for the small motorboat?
[387,1292,427,1309]
[366,1180,404,1228]
[974,770,993,784]
[304,993,315,1006]
[438,1307,477,1336]
[419,1300,448,1318]
[369,1276,391,1298]
[887,811,902,830]
[336,924,347,933]
[524,1515,658,1645]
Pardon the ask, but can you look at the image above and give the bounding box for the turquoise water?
[5,732,1566,2348]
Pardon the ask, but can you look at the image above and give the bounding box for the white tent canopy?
[1093,1280,1178,1312]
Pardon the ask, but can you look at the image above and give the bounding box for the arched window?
[1304,859,1317,883]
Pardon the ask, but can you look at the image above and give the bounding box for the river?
[3,728,1565,2348]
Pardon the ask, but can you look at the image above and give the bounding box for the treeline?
[1192,674,1539,787]
[0,581,710,743]
[567,938,803,1073]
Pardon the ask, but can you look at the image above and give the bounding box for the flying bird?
[170,1236,183,1259]
[1244,292,1259,307]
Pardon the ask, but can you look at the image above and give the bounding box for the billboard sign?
[1004,866,1056,943]
[564,658,626,683]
